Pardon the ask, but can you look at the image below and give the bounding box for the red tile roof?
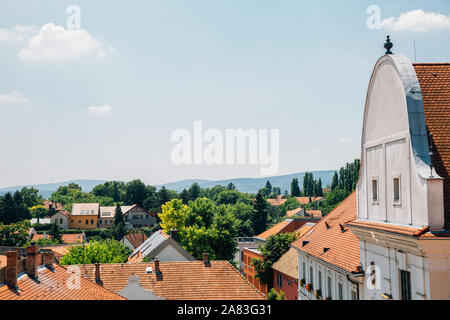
[78,261,265,300]
[414,63,450,229]
[0,264,125,300]
[256,219,314,240]
[124,232,148,249]
[291,192,360,273]
[31,233,83,244]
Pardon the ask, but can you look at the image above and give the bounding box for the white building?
[347,47,450,300]
[50,210,70,230]
[293,39,450,300]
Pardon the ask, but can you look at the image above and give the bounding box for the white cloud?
[382,9,450,32]
[0,91,29,104]
[17,23,113,63]
[339,138,349,144]
[88,104,112,115]
[0,25,37,42]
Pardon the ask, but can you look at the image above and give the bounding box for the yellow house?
[68,203,99,230]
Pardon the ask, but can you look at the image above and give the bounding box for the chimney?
[170,228,178,242]
[43,251,54,271]
[203,252,210,266]
[26,244,40,279]
[94,263,102,285]
[5,251,18,289]
[154,258,161,275]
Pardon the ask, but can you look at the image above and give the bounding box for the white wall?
[155,244,191,262]
[297,251,360,300]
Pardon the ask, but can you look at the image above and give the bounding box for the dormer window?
[81,210,84,214]
[372,177,379,204]
[393,174,401,205]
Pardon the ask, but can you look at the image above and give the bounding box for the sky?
[0,0,449,188]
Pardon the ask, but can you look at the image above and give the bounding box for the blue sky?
[0,0,449,188]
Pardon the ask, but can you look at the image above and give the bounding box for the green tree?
[252,232,298,286]
[48,222,62,243]
[290,178,301,197]
[19,187,42,208]
[125,179,148,207]
[159,199,189,234]
[226,183,236,191]
[60,239,131,265]
[330,172,339,191]
[267,288,286,300]
[187,197,215,228]
[180,189,189,204]
[0,221,31,246]
[265,181,272,194]
[112,204,127,241]
[252,191,268,235]
[188,182,201,201]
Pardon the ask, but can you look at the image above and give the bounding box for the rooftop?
[291,192,360,273]
[272,248,299,279]
[77,261,265,300]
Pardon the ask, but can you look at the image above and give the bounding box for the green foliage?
[30,204,49,219]
[60,239,131,265]
[252,232,298,286]
[0,221,31,246]
[252,191,269,235]
[267,288,286,300]
[48,222,62,243]
[50,184,114,212]
[112,204,127,241]
[0,191,31,224]
[19,187,43,208]
[188,182,202,201]
[290,178,301,197]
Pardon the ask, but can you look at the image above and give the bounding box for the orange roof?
[124,232,148,249]
[31,233,83,244]
[0,255,6,268]
[306,210,322,219]
[0,264,125,300]
[266,196,287,206]
[78,261,265,300]
[43,200,64,211]
[295,223,315,238]
[347,220,450,239]
[296,197,323,205]
[40,245,79,259]
[287,208,302,217]
[414,63,450,229]
[291,192,360,273]
[256,220,291,240]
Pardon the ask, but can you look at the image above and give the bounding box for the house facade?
[346,52,450,300]
[292,42,450,301]
[50,210,70,230]
[69,203,99,230]
[99,205,155,229]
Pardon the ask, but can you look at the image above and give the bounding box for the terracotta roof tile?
[124,232,148,249]
[32,233,83,244]
[77,261,265,300]
[272,248,298,279]
[0,265,125,300]
[291,192,360,273]
[414,63,450,229]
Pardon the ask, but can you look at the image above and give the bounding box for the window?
[372,178,378,203]
[327,276,332,298]
[85,219,88,225]
[338,282,343,300]
[60,218,63,224]
[302,262,306,280]
[400,270,412,300]
[81,210,84,214]
[277,272,283,287]
[393,175,401,204]
[318,271,323,292]
[310,266,314,286]
[351,290,357,300]
[91,210,95,214]
[91,220,94,225]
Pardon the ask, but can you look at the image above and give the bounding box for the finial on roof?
[384,35,393,54]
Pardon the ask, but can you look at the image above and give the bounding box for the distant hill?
[0,179,107,199]
[157,170,336,193]
[0,170,336,199]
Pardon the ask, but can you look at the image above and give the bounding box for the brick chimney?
[170,228,178,242]
[203,252,210,266]
[5,251,18,289]
[154,258,161,275]
[94,263,102,285]
[43,252,54,271]
[26,244,40,279]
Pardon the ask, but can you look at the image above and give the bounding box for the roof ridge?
[413,63,450,66]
